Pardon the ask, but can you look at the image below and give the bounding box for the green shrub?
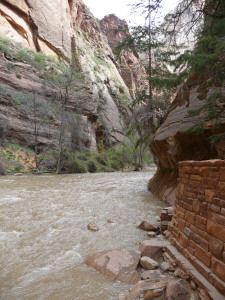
[87,159,98,173]
[95,154,107,166]
[100,165,114,172]
[64,158,87,173]
[39,149,57,171]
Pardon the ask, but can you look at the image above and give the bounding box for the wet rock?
[141,269,165,280]
[84,249,141,284]
[87,222,99,232]
[140,256,159,270]
[147,232,155,238]
[107,219,113,223]
[138,221,158,232]
[166,279,189,300]
[126,278,168,300]
[160,261,170,272]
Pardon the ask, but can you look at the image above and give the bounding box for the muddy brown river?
[0,169,165,300]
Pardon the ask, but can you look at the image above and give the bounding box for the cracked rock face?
[100,14,148,99]
[148,74,225,204]
[0,0,134,149]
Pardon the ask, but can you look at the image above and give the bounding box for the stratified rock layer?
[148,74,225,204]
[100,14,147,99]
[0,0,133,150]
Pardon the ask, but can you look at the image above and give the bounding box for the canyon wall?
[0,0,135,151]
[168,160,225,295]
[148,74,225,204]
[100,14,147,99]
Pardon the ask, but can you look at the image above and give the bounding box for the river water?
[0,169,165,300]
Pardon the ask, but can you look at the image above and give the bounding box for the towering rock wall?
[148,74,225,204]
[0,0,133,151]
[100,14,147,99]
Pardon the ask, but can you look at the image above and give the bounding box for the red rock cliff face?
[148,74,225,205]
[0,0,133,150]
[100,14,147,99]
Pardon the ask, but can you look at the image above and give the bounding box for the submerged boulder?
[138,221,158,232]
[84,249,141,284]
[87,222,99,232]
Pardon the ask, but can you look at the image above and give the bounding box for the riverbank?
[0,142,154,175]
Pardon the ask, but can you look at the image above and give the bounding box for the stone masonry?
[168,160,225,295]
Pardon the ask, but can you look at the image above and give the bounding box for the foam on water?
[0,169,164,300]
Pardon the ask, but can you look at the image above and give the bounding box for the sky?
[83,0,179,25]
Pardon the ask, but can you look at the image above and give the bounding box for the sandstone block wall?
[168,160,225,294]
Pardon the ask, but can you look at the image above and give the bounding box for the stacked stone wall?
[168,160,225,294]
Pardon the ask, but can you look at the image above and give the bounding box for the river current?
[0,169,165,300]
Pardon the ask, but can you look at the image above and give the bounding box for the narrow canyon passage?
[0,169,164,299]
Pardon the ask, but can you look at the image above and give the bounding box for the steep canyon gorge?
[0,0,146,154]
[0,0,225,299]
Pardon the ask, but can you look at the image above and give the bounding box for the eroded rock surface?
[100,14,147,99]
[84,249,141,284]
[0,0,133,150]
[148,74,225,204]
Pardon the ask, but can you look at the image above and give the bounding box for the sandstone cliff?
[0,0,133,152]
[100,14,147,99]
[148,74,225,205]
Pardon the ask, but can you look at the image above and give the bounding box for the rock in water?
[140,256,159,270]
[87,222,99,232]
[138,221,158,232]
[84,249,141,284]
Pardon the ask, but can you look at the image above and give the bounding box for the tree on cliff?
[163,0,225,83]
[44,63,75,174]
[31,92,53,174]
[116,0,176,134]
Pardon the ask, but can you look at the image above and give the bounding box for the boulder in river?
[138,221,158,232]
[139,240,164,260]
[84,249,141,284]
[87,222,99,232]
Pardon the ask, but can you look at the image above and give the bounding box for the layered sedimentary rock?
[0,0,133,151]
[148,74,225,204]
[100,14,147,99]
